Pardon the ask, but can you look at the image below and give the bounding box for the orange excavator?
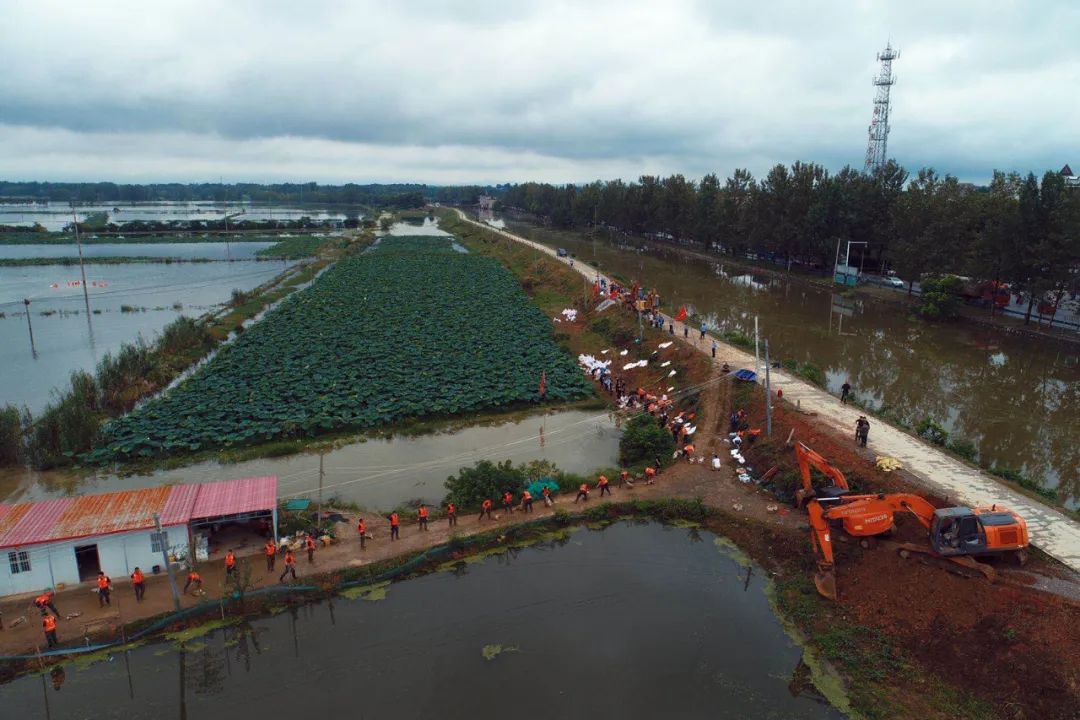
[808,492,1030,600]
[793,442,850,508]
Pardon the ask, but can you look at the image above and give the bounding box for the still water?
[0,410,619,511]
[0,241,275,261]
[503,220,1080,507]
[3,523,843,720]
[0,260,294,414]
[0,201,350,231]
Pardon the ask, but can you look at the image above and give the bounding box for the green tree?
[444,459,526,507]
[619,412,675,466]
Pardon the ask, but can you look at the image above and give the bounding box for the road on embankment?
[453,209,1080,574]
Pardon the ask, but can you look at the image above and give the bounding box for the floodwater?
[0,410,619,511]
[0,260,294,414]
[502,219,1080,507]
[1,523,844,720]
[0,201,351,231]
[0,241,275,261]
[387,216,447,235]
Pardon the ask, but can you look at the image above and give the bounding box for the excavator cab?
[930,506,1028,558]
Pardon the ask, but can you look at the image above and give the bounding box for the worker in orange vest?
[305,535,317,563]
[575,483,589,503]
[644,466,657,484]
[478,498,494,521]
[130,567,146,603]
[446,502,457,526]
[683,443,695,461]
[265,539,277,572]
[43,612,58,648]
[34,589,60,618]
[542,486,554,507]
[596,474,611,497]
[502,491,514,515]
[225,550,236,577]
[183,570,203,595]
[620,469,630,485]
[389,512,400,540]
[279,550,297,583]
[357,517,367,549]
[418,504,429,531]
[96,572,112,607]
[521,490,533,513]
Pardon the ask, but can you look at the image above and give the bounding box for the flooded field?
[1,522,843,719]
[0,410,619,511]
[503,219,1080,507]
[0,201,350,231]
[0,241,275,260]
[0,260,294,414]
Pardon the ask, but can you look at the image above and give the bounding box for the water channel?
[0,201,351,231]
[1,522,844,719]
[0,241,276,261]
[499,218,1080,507]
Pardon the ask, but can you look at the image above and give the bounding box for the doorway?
[74,544,101,581]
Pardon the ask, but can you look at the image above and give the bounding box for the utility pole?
[71,205,91,317]
[23,298,36,354]
[754,316,760,371]
[154,513,182,612]
[764,339,773,436]
[317,451,324,532]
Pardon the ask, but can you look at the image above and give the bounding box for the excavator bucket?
[814,569,838,600]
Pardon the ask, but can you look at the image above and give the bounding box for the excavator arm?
[794,442,850,508]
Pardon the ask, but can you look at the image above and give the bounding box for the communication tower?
[863,43,899,173]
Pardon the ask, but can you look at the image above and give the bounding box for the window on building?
[8,550,31,574]
[150,531,169,554]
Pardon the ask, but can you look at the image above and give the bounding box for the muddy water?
[504,220,1080,507]
[0,410,619,511]
[3,523,844,719]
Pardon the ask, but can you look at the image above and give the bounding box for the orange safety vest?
[305,536,316,550]
[579,484,588,493]
[390,513,400,527]
[523,491,532,500]
[357,520,366,534]
[542,487,550,497]
[284,552,295,566]
[265,542,276,556]
[418,506,429,519]
[131,570,144,584]
[645,467,656,477]
[188,572,201,583]
[225,552,236,568]
[482,499,493,510]
[97,575,110,590]
[35,592,52,607]
[598,475,609,487]
[447,503,456,515]
[620,471,629,481]
[503,493,512,504]
[685,445,695,455]
[43,615,57,632]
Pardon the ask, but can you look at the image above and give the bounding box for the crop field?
[256,235,331,258]
[88,235,592,460]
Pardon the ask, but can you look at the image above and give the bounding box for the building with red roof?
[0,476,277,597]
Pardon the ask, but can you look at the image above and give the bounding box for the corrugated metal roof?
[191,476,277,519]
[0,477,276,549]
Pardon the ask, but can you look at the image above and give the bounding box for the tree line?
[498,163,1080,322]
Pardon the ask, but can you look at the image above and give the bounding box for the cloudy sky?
[0,0,1076,186]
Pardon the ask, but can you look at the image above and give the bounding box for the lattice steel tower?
[863,42,899,173]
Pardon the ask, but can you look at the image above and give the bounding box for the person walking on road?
[841,382,851,404]
[34,589,60,618]
[184,570,203,595]
[711,341,717,358]
[357,517,367,549]
[597,474,611,497]
[855,416,870,447]
[131,567,146,603]
[225,550,236,577]
[305,535,317,563]
[389,512,400,540]
[446,502,457,526]
[96,572,112,607]
[520,490,534,513]
[700,326,707,342]
[575,483,590,503]
[265,539,277,572]
[279,550,297,583]
[479,498,494,521]
[43,612,58,649]
[418,504,429,531]
[683,325,689,339]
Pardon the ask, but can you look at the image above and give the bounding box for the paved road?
[455,210,1080,574]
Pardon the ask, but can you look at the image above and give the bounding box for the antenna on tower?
[864,42,899,174]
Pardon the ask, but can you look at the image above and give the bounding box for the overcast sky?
[0,0,1076,186]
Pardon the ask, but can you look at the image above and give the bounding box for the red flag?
[593,281,601,296]
[674,305,687,322]
[539,371,546,398]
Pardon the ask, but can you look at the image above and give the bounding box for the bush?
[0,405,25,466]
[619,412,675,466]
[229,288,251,308]
[916,275,963,320]
[916,417,949,446]
[28,371,102,468]
[947,439,978,462]
[444,460,526,507]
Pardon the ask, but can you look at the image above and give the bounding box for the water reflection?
[503,220,1080,506]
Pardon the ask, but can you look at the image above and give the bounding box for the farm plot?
[88,235,592,461]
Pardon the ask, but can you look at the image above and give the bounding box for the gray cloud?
[0,0,1076,184]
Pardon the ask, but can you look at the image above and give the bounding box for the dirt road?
[454,209,1080,573]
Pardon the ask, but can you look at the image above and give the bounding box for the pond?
[1,522,844,719]
[502,219,1080,508]
[0,201,352,231]
[0,241,276,261]
[0,260,295,414]
[0,410,620,512]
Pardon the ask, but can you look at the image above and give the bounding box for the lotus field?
[88,236,592,461]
